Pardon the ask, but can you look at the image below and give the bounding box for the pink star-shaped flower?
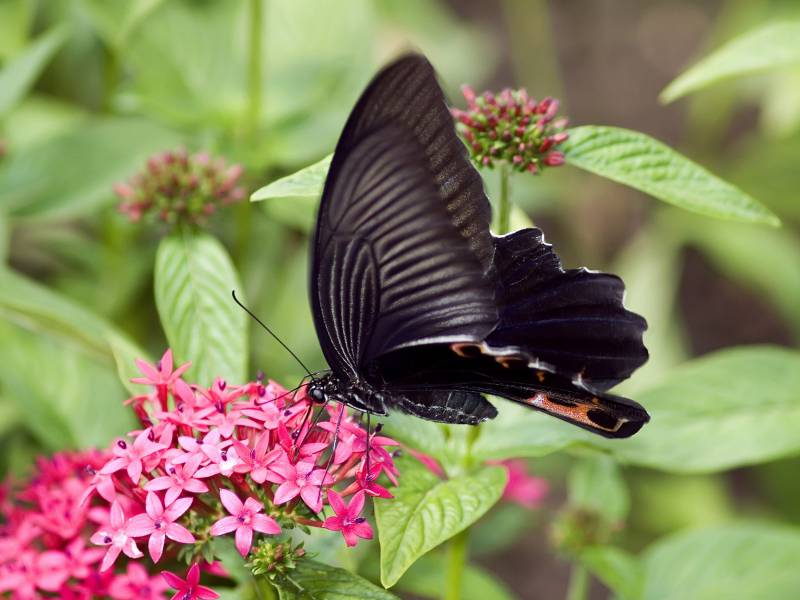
[209,489,280,557]
[174,430,230,466]
[196,404,259,438]
[109,561,170,600]
[127,492,195,563]
[266,459,333,513]
[232,432,282,483]
[63,537,105,580]
[101,428,165,483]
[356,462,393,499]
[323,490,373,547]
[161,564,219,600]
[90,500,143,571]
[146,453,210,506]
[131,349,191,409]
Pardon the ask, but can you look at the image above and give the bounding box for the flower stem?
[497,162,511,235]
[566,563,589,600]
[443,528,470,600]
[246,0,264,134]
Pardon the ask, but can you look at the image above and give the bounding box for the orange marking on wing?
[526,393,621,433]
[451,343,482,358]
[536,370,546,383]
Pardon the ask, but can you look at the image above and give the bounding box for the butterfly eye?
[309,387,325,404]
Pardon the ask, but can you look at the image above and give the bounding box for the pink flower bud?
[544,151,565,166]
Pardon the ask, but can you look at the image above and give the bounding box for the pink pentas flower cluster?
[0,449,170,598]
[91,350,396,575]
[0,349,399,598]
[114,149,246,225]
[451,86,569,173]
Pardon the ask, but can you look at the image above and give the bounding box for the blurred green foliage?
[1,1,800,599]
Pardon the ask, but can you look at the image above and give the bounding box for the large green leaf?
[272,559,397,600]
[642,524,800,599]
[470,403,593,463]
[579,546,642,600]
[604,346,800,473]
[676,216,800,339]
[0,320,135,450]
[569,455,629,524]
[562,126,779,226]
[661,21,800,103]
[0,117,182,220]
[389,553,514,600]
[0,0,34,60]
[0,267,148,375]
[251,154,331,233]
[154,228,248,386]
[374,454,507,588]
[0,25,69,116]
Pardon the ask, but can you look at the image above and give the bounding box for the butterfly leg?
[317,403,346,506]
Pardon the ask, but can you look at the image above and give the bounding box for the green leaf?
[579,546,643,600]
[470,402,593,463]
[562,126,779,226]
[605,346,800,473]
[272,559,397,600]
[374,454,507,588]
[0,25,69,116]
[0,117,182,221]
[0,320,135,450]
[569,455,629,524]
[390,553,514,600]
[154,228,248,386]
[642,523,800,599]
[676,216,800,339]
[661,21,800,103]
[0,0,35,60]
[250,154,331,233]
[0,267,149,373]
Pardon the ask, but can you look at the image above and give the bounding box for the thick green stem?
[497,162,511,235]
[443,528,470,600]
[247,0,264,134]
[566,564,589,600]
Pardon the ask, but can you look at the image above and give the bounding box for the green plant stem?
[443,528,470,600]
[497,162,511,235]
[566,564,589,600]
[247,0,264,134]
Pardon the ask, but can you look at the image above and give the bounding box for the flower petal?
[326,490,346,516]
[166,523,196,544]
[126,514,155,537]
[275,482,302,505]
[242,497,263,514]
[235,526,253,557]
[145,476,173,491]
[210,516,240,536]
[100,545,122,571]
[251,514,281,535]
[149,531,166,563]
[165,496,193,521]
[218,489,243,516]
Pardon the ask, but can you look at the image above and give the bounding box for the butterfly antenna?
[231,290,314,378]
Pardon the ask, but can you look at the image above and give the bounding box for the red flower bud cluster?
[451,86,569,173]
[114,149,246,225]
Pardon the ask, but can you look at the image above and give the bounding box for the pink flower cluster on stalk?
[0,349,398,598]
[451,86,569,173]
[114,149,246,224]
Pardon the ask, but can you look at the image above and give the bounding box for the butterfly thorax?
[306,374,388,416]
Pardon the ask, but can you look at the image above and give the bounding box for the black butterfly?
[304,54,649,438]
